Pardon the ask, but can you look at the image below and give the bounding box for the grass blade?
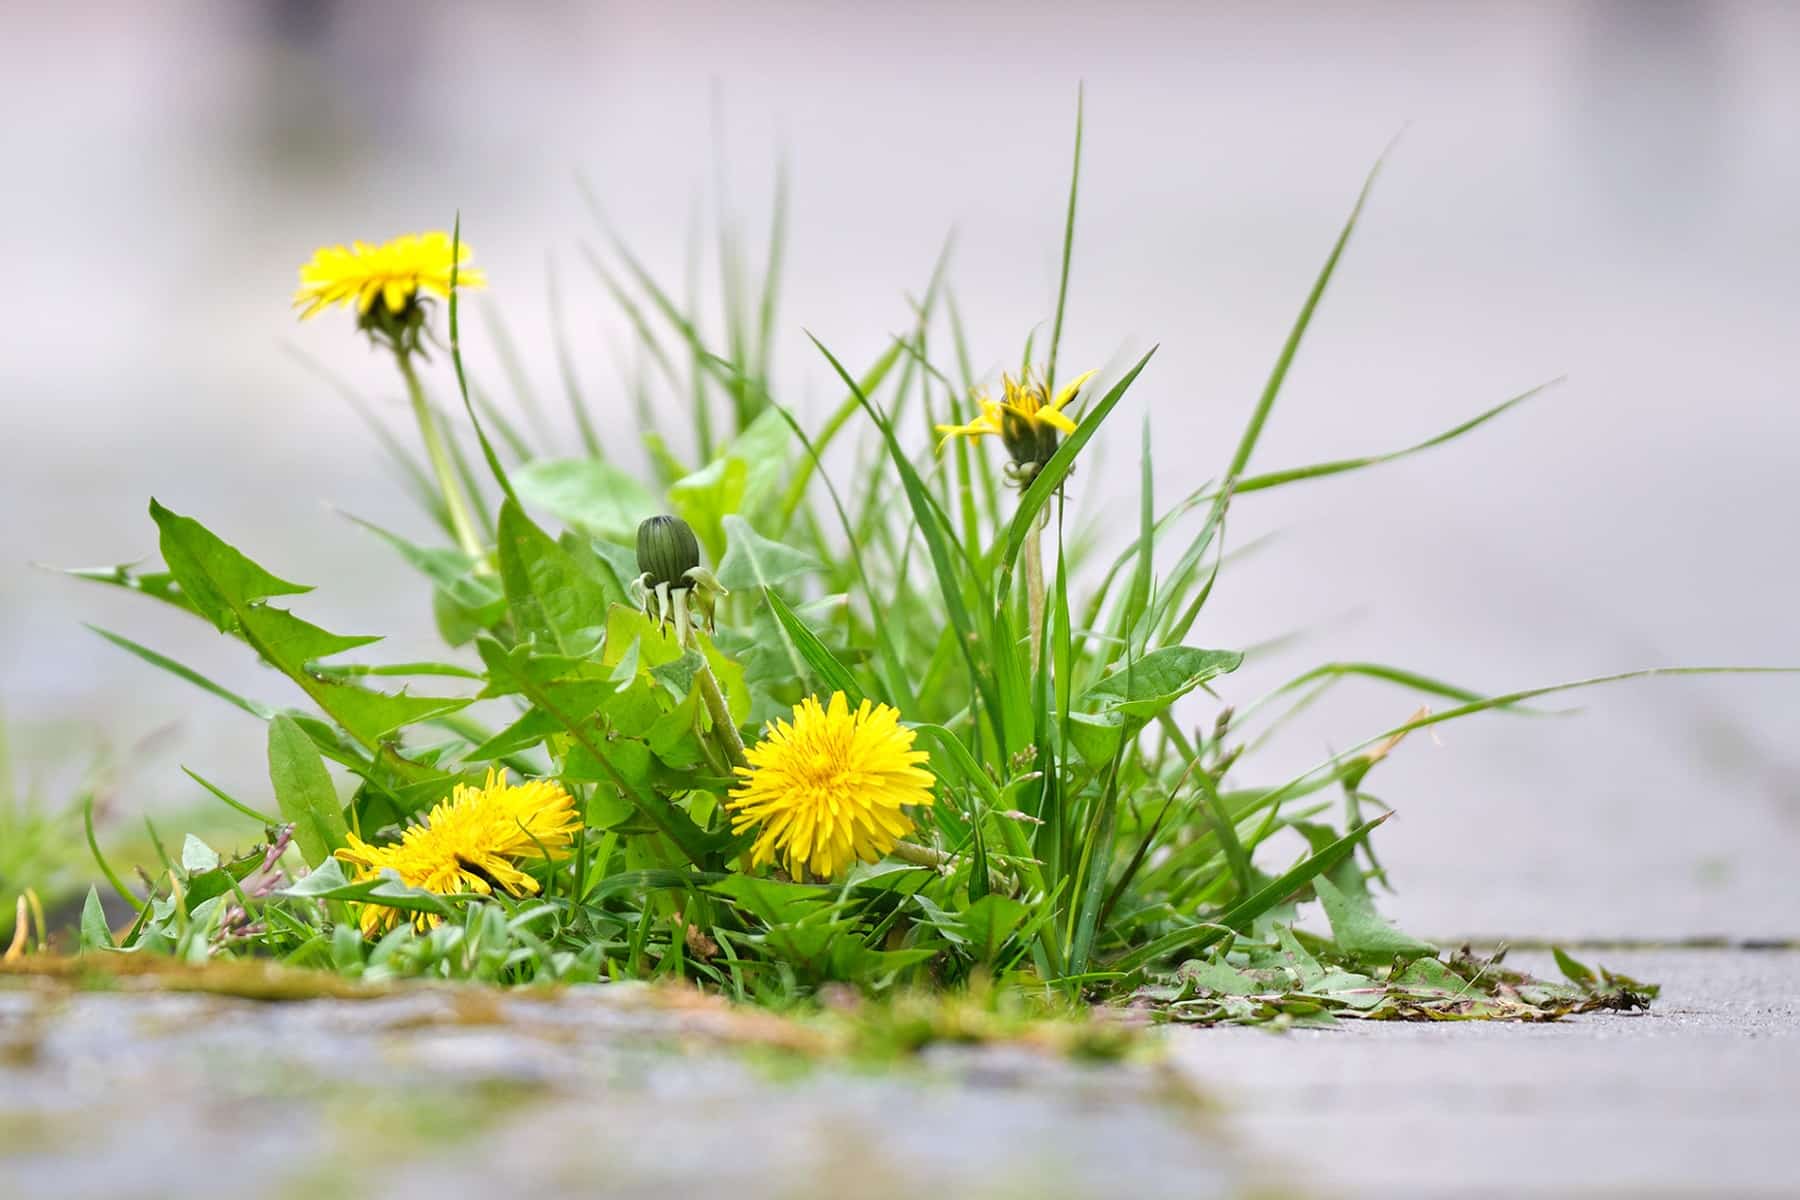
[1044,84,1083,401]
[764,587,865,704]
[1112,814,1390,973]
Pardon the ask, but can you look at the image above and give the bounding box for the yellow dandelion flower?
[727,692,936,880]
[334,769,579,937]
[935,368,1099,473]
[293,231,485,322]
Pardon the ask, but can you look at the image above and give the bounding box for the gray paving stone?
[1167,949,1800,1198]
[0,980,1241,1200]
[3,950,1792,1198]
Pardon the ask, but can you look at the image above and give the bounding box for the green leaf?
[699,634,752,726]
[559,531,633,610]
[63,562,197,617]
[1177,958,1260,996]
[708,874,831,924]
[716,515,817,685]
[179,834,220,875]
[647,688,706,768]
[668,409,794,561]
[1553,946,1597,989]
[150,501,467,755]
[1065,709,1125,767]
[79,886,114,951]
[763,587,864,703]
[87,624,273,722]
[716,514,819,593]
[512,458,657,542]
[961,894,1028,964]
[1313,874,1436,960]
[1112,815,1389,973]
[601,603,684,675]
[273,858,453,918]
[1081,646,1243,719]
[476,636,713,866]
[153,501,312,629]
[1273,926,1327,985]
[496,498,609,656]
[267,714,350,868]
[668,456,744,542]
[347,513,504,628]
[725,408,794,514]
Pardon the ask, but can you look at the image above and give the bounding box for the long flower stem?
[1024,508,1048,673]
[395,348,484,562]
[892,840,1018,894]
[697,660,747,769]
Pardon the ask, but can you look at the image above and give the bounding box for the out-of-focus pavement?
[2,1,1797,941]
[1170,948,1800,1197]
[3,948,1794,1198]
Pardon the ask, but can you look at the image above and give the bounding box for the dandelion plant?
[37,100,1784,1026]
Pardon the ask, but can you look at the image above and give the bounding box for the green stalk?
[891,839,1017,894]
[696,656,748,769]
[1024,508,1047,673]
[395,348,484,561]
[675,593,748,770]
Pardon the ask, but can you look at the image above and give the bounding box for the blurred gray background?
[2,0,1795,940]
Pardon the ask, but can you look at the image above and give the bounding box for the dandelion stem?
[1024,508,1047,673]
[891,840,1018,894]
[678,598,747,770]
[892,839,954,871]
[396,348,485,562]
[697,659,748,769]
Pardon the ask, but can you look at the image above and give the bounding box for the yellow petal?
[1037,406,1078,435]
[933,415,1000,452]
[1051,369,1100,412]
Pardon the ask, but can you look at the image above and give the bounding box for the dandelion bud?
[636,514,702,589]
[1000,401,1059,474]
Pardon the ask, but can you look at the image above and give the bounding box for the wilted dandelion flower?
[334,769,579,936]
[293,231,485,327]
[935,368,1099,477]
[727,692,935,879]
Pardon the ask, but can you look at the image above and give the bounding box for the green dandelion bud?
[1000,404,1060,477]
[636,514,702,590]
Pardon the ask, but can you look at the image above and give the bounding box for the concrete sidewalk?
[1,948,1793,1198]
[1170,948,1800,1197]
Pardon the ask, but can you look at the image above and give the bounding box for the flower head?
[334,769,579,937]
[936,368,1098,481]
[293,231,484,349]
[634,513,726,639]
[727,692,935,879]
[636,514,703,590]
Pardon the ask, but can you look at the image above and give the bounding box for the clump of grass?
[0,716,93,953]
[30,96,1786,1022]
